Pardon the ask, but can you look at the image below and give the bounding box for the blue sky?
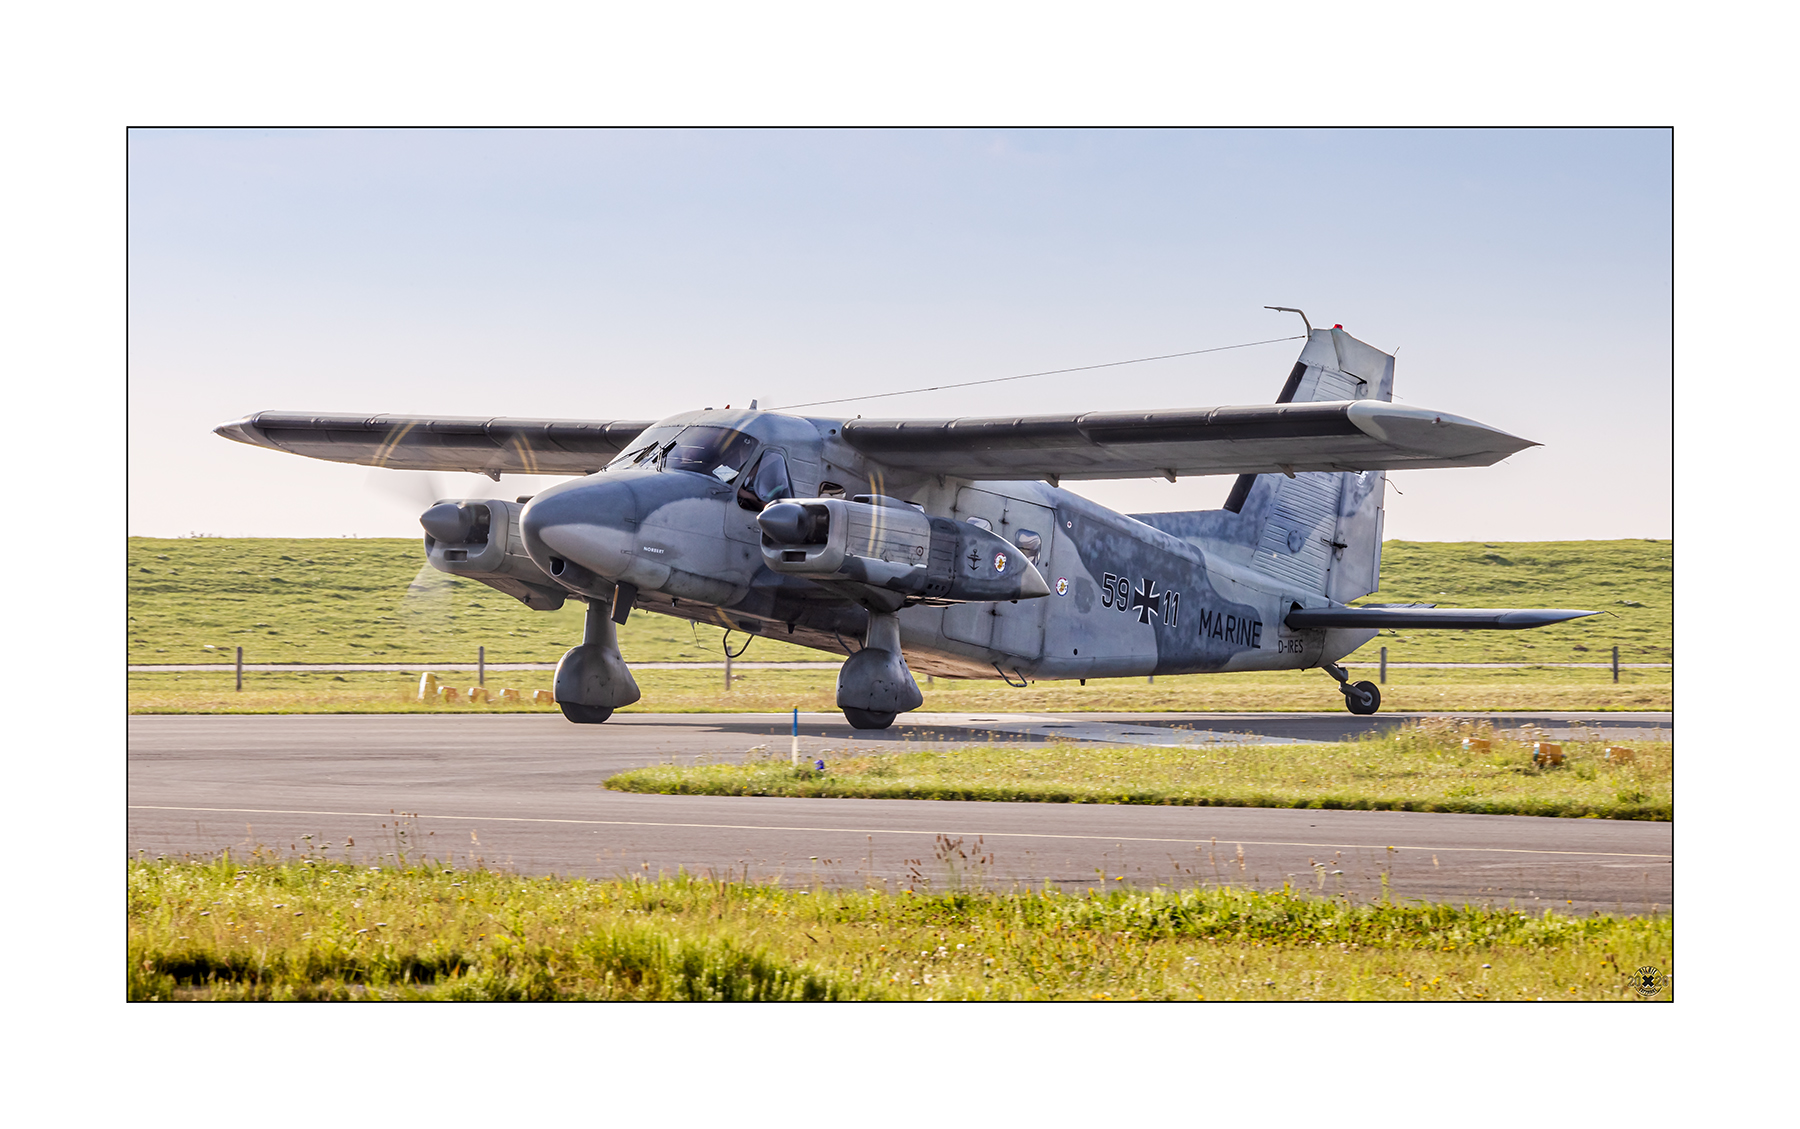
[128,128,1671,540]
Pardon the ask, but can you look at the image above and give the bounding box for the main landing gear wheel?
[560,702,615,724]
[1345,681,1381,716]
[843,707,897,730]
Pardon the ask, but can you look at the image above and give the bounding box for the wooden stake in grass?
[235,646,243,692]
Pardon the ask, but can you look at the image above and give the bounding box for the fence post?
[235,646,243,691]
[478,645,485,687]
[1379,646,1387,684]
[1612,645,1620,683]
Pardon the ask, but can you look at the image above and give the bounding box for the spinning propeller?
[364,468,513,649]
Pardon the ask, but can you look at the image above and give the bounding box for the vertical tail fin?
[1134,326,1391,601]
[1245,326,1391,600]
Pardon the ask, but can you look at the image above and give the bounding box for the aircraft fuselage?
[494,407,1371,683]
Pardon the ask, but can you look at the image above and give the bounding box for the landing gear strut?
[1322,661,1381,715]
[553,593,642,724]
[835,611,923,731]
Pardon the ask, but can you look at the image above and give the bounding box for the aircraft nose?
[519,477,642,582]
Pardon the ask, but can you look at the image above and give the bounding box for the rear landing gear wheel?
[560,702,615,724]
[843,707,897,730]
[1345,681,1381,716]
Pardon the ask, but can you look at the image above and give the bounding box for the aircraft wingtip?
[213,415,269,447]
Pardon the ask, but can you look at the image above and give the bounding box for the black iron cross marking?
[1131,578,1162,624]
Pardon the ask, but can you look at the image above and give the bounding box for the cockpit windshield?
[607,425,681,470]
[605,423,761,483]
[666,426,759,482]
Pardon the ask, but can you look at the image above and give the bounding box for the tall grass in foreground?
[607,717,1673,821]
[129,860,1671,1001]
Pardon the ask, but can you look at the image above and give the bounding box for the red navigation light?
[1333,323,1343,329]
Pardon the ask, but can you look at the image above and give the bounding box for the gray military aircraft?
[217,322,1595,728]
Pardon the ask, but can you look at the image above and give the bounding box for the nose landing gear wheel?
[560,702,615,724]
[1345,681,1381,716]
[843,707,897,730]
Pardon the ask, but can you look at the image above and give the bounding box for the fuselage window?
[1014,529,1042,562]
[664,426,759,483]
[738,450,794,511]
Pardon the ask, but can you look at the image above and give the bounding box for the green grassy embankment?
[607,717,1671,820]
[126,536,819,666]
[1356,540,1671,663]
[127,536,1671,713]
[128,859,1672,1001]
[127,537,1671,667]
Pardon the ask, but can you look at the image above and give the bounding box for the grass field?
[607,717,1672,821]
[1359,539,1670,662]
[127,537,1671,667]
[128,859,1672,1001]
[127,664,1672,714]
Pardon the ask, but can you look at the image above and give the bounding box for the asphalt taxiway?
[128,712,1672,914]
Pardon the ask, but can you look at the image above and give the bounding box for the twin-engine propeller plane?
[217,321,1595,729]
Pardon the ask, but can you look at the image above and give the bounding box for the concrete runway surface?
[129,712,1672,915]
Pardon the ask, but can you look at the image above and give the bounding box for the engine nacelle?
[758,495,1048,602]
[423,497,567,610]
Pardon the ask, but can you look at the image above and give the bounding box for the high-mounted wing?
[839,401,1535,482]
[214,412,657,476]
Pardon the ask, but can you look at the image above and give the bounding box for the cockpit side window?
[663,426,759,482]
[737,450,794,511]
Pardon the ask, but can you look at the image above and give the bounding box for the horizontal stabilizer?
[1285,606,1598,630]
